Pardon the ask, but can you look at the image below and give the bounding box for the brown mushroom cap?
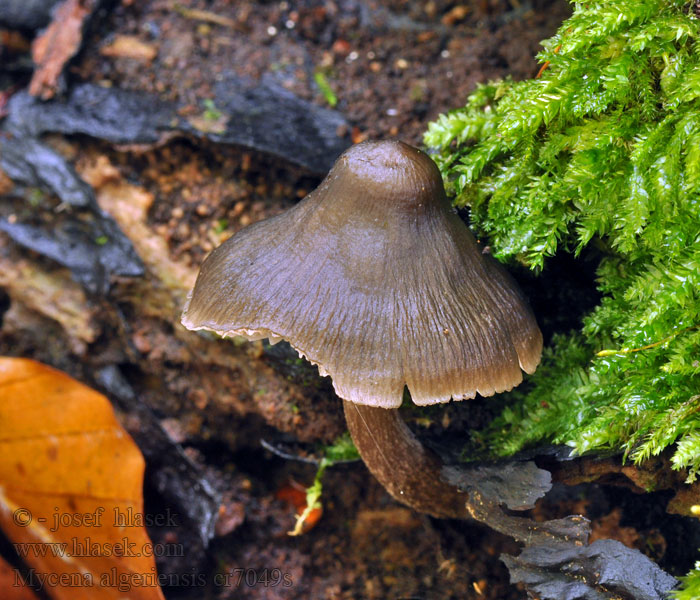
[182,140,542,408]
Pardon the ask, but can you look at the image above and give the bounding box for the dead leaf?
[30,0,99,99]
[0,357,165,600]
[100,36,158,62]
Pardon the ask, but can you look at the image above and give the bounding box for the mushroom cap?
[182,140,542,408]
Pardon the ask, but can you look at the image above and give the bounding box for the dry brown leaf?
[30,0,99,99]
[0,357,165,600]
[100,36,158,62]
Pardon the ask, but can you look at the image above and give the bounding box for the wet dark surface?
[7,80,351,173]
[0,0,60,30]
[446,459,552,511]
[0,132,95,206]
[96,364,221,549]
[503,539,678,600]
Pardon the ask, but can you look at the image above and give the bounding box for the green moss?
[425,0,700,474]
[313,70,338,107]
[425,2,700,586]
[425,0,700,492]
[673,562,700,599]
[290,433,359,536]
[320,432,359,463]
[202,98,223,121]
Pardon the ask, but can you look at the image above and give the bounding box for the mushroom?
[182,140,542,519]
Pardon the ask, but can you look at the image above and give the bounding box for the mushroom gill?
[182,140,542,518]
[182,140,541,407]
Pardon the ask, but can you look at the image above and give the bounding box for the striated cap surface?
[182,140,542,408]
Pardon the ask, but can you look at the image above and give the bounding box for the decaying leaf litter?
[0,0,694,598]
[0,358,165,600]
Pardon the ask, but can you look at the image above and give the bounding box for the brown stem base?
[343,400,469,519]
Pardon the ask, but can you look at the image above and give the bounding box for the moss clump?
[674,561,700,599]
[425,0,700,488]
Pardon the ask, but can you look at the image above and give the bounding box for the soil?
[4,1,658,599]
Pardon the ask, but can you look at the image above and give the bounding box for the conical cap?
[182,140,542,408]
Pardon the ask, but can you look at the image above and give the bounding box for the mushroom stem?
[343,400,469,519]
